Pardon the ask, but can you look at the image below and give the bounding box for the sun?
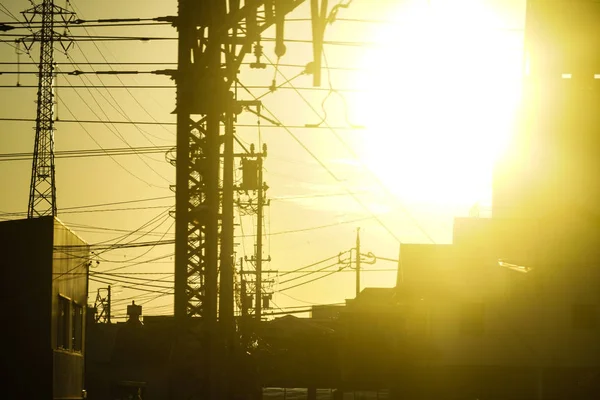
[355,0,522,212]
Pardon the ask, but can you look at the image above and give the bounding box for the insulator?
[253,43,263,58]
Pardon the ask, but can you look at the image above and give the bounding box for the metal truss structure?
[23,1,75,218]
[173,0,304,326]
[172,2,329,398]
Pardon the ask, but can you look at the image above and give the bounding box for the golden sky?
[0,0,525,319]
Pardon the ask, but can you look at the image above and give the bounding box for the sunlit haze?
[357,0,523,211]
[0,0,526,318]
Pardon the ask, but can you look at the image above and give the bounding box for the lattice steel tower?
[173,0,304,323]
[23,1,75,218]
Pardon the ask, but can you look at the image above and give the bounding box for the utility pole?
[240,257,248,318]
[239,257,251,351]
[356,227,361,297]
[219,101,235,345]
[107,285,111,324]
[338,229,374,298]
[239,146,271,322]
[256,154,264,321]
[22,1,75,218]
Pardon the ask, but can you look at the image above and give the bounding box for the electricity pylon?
[172,1,332,399]
[22,1,75,218]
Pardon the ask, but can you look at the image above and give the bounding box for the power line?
[373,256,398,263]
[66,12,176,139]
[0,62,177,65]
[265,50,435,243]
[90,238,175,250]
[4,22,172,29]
[90,276,173,294]
[62,195,172,210]
[0,145,172,162]
[58,62,172,185]
[0,85,175,88]
[279,253,343,278]
[1,204,172,219]
[278,264,349,292]
[0,69,159,75]
[0,61,366,73]
[0,34,380,47]
[71,207,173,255]
[0,84,362,93]
[0,16,173,25]
[278,268,395,273]
[0,61,362,71]
[278,261,341,285]
[0,5,19,22]
[91,272,174,287]
[62,221,174,237]
[61,59,172,145]
[94,271,173,276]
[1,18,525,31]
[57,99,166,188]
[0,117,361,130]
[92,276,173,290]
[237,80,404,244]
[99,253,175,274]
[264,308,313,316]
[259,214,373,240]
[92,219,175,263]
[0,34,177,41]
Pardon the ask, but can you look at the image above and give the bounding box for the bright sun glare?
[356,0,522,212]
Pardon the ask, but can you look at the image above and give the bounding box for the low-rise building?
[0,216,89,399]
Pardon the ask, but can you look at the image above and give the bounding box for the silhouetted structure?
[392,218,600,400]
[86,314,260,400]
[172,2,323,399]
[22,1,76,218]
[258,315,339,389]
[383,3,600,393]
[0,216,89,399]
[86,1,600,399]
[494,0,600,228]
[85,304,173,400]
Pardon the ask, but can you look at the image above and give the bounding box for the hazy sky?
[0,0,525,319]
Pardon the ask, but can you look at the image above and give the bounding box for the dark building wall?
[85,318,176,400]
[0,217,54,398]
[0,217,89,399]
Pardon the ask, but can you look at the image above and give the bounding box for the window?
[460,302,485,335]
[57,296,71,349]
[72,303,83,351]
[572,304,597,330]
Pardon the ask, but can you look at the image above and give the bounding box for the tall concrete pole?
[256,155,264,321]
[356,227,361,297]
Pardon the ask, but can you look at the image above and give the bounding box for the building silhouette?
[0,217,89,399]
